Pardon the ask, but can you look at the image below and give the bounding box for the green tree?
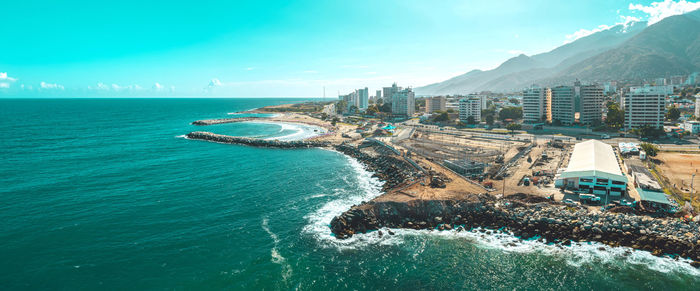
[640,142,659,157]
[666,106,681,121]
[485,114,495,126]
[380,102,392,113]
[433,112,449,122]
[498,106,523,121]
[466,115,476,124]
[366,105,379,115]
[509,98,520,105]
[506,123,522,132]
[637,125,665,139]
[605,102,624,129]
[336,100,347,114]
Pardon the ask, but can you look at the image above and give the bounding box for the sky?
[1,0,699,97]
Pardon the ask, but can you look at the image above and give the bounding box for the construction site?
[395,128,571,198]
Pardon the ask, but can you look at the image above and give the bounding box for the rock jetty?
[334,142,423,191]
[330,194,700,265]
[186,131,330,148]
[191,117,264,125]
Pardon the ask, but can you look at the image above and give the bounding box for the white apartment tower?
[357,87,369,111]
[551,86,575,125]
[578,81,605,125]
[695,96,700,117]
[391,88,415,117]
[624,86,667,129]
[459,97,482,123]
[522,86,551,123]
[425,96,447,113]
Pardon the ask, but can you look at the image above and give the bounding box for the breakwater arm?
[186,131,330,148]
[330,194,700,265]
[191,117,264,125]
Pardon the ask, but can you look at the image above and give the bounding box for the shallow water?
[1,98,698,290]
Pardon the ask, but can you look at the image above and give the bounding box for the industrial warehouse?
[555,140,628,197]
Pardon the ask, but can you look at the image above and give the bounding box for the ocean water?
[1,98,699,290]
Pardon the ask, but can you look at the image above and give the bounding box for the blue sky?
[1,0,699,97]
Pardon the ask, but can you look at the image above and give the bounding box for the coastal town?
[186,73,700,267]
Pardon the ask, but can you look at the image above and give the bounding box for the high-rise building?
[624,86,667,129]
[522,86,551,123]
[551,86,575,125]
[425,96,446,113]
[391,88,415,117]
[376,90,382,100]
[357,87,369,111]
[578,82,605,125]
[383,83,401,103]
[459,97,481,123]
[695,95,700,117]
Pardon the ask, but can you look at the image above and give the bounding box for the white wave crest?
[302,152,387,249]
[262,218,292,281]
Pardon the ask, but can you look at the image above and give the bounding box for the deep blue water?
[1,98,699,290]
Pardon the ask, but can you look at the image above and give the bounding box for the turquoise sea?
[2,98,700,290]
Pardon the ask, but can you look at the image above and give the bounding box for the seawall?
[186,131,331,148]
[191,117,264,125]
[330,194,700,265]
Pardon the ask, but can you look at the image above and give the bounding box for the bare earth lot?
[656,152,700,193]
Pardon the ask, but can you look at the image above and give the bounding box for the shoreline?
[188,103,700,268]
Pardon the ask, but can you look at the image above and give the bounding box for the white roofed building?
[555,140,627,197]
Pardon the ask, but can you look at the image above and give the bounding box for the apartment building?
[550,86,575,125]
[623,86,667,129]
[578,82,605,125]
[522,86,551,123]
[458,97,481,123]
[425,96,446,113]
[391,88,415,117]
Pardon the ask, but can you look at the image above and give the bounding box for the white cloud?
[507,50,526,55]
[0,72,17,82]
[563,14,642,44]
[630,0,700,25]
[302,70,318,73]
[208,78,223,88]
[88,82,109,90]
[153,82,163,91]
[246,67,255,71]
[0,82,9,89]
[40,81,64,90]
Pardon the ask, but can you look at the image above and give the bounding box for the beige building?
[425,96,446,113]
[523,86,551,123]
[578,81,605,125]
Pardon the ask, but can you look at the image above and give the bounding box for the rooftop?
[560,140,627,182]
[637,188,672,205]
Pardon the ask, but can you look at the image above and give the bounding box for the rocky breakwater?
[186,131,330,148]
[330,193,700,266]
[334,143,423,191]
[191,117,264,125]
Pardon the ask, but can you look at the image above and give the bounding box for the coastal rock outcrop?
[186,131,330,148]
[191,117,264,125]
[330,193,700,264]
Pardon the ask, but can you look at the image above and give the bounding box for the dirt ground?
[655,152,700,193]
[372,153,488,203]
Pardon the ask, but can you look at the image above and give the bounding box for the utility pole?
[691,173,696,205]
[502,174,507,197]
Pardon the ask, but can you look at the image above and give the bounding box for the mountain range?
[415,9,700,95]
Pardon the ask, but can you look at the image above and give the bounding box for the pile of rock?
[186,131,330,148]
[330,193,700,266]
[191,117,264,125]
[334,143,423,191]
